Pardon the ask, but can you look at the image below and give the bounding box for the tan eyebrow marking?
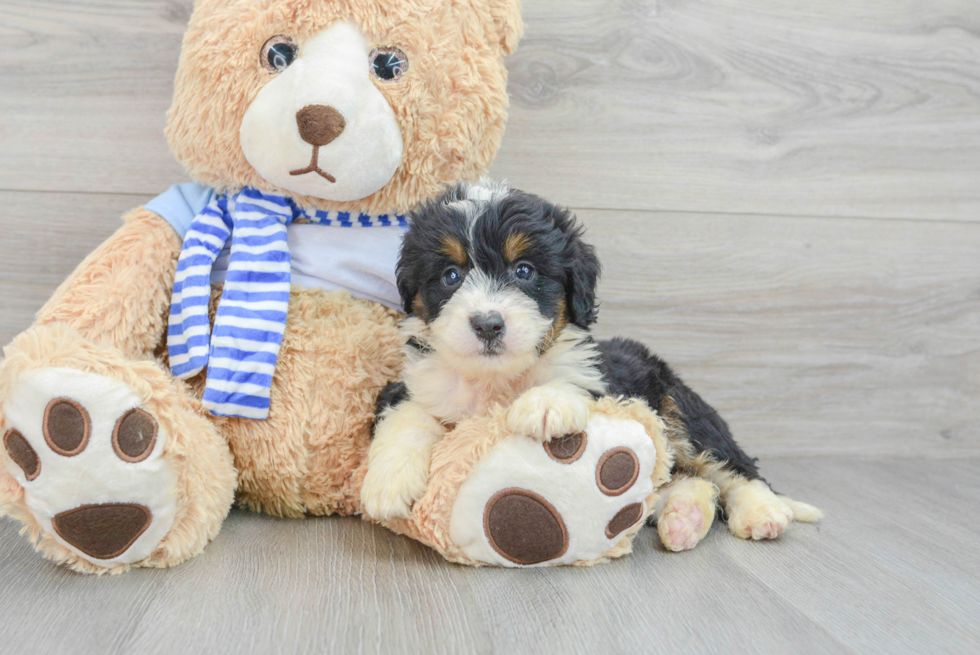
[504,232,532,263]
[412,293,427,320]
[440,236,468,266]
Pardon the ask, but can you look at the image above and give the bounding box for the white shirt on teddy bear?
[146,182,404,311]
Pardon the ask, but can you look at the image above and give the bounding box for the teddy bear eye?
[261,36,298,74]
[369,47,409,82]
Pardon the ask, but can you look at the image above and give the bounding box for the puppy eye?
[369,47,409,82]
[443,267,462,287]
[261,36,298,74]
[514,263,535,280]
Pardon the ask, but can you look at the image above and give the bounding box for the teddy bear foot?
[3,368,175,565]
[0,325,236,573]
[447,412,660,567]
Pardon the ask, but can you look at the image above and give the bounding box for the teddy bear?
[0,0,816,574]
[0,0,662,573]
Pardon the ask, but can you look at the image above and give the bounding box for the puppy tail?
[778,495,824,523]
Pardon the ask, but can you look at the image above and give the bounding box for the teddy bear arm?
[34,207,182,360]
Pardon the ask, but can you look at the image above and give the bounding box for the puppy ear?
[396,264,418,315]
[566,240,600,328]
[487,0,524,55]
[557,212,601,328]
[395,232,422,315]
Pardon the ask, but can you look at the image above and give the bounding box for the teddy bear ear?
[487,0,524,55]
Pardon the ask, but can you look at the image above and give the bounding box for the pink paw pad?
[750,518,787,540]
[660,500,705,551]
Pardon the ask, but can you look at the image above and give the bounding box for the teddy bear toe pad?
[2,368,176,566]
[451,415,657,567]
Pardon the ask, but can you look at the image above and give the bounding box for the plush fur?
[364,180,822,543]
[388,396,675,566]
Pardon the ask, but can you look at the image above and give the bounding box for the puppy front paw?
[360,452,430,521]
[506,387,591,441]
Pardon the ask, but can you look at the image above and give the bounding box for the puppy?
[360,179,821,549]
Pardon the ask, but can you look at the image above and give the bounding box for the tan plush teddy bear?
[0,0,816,574]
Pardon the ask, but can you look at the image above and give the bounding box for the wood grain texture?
[580,208,980,458]
[495,0,980,220]
[2,192,976,459]
[0,1,978,220]
[0,0,190,194]
[0,191,152,341]
[1,458,978,654]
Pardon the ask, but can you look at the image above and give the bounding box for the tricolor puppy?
[360,180,820,548]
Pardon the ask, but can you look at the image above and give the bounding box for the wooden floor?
[2,459,978,654]
[1,1,978,653]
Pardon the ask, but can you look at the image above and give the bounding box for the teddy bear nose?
[296,105,346,147]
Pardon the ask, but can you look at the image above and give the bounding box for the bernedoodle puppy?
[360,179,821,550]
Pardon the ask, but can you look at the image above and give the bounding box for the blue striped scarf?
[167,187,407,420]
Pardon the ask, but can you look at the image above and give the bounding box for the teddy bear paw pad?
[450,414,658,566]
[2,368,177,566]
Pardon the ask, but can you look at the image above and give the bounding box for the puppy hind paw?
[726,480,793,540]
[656,478,718,552]
[658,501,705,552]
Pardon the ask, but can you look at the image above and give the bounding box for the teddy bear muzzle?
[240,21,404,202]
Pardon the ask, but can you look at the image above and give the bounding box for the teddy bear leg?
[400,399,672,567]
[653,475,718,552]
[0,324,236,573]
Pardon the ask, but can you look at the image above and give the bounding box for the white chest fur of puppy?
[361,179,607,520]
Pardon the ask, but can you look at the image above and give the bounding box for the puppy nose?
[296,105,346,147]
[470,312,506,342]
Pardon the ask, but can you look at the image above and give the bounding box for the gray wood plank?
[0,191,153,341]
[717,458,980,654]
[495,0,980,220]
[1,1,979,221]
[0,0,190,194]
[580,208,980,459]
[1,458,978,654]
[1,191,977,459]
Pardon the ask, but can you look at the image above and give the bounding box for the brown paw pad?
[596,447,640,496]
[4,429,40,481]
[43,398,91,457]
[484,488,568,565]
[544,431,587,463]
[52,503,152,560]
[606,503,644,539]
[112,409,158,463]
